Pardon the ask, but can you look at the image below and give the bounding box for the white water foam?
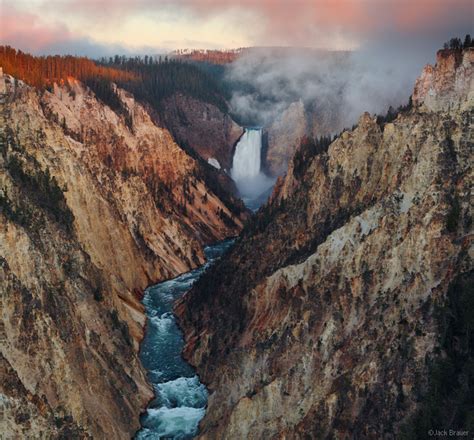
[156,376,208,408]
[149,313,174,333]
[140,406,206,439]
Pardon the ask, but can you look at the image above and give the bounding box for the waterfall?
[230,127,275,209]
[231,128,262,181]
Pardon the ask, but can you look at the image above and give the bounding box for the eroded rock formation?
[0,74,246,438]
[178,48,473,439]
[263,100,307,176]
[156,93,243,171]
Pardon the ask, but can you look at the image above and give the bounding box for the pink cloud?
[0,9,76,51]
[1,0,472,54]
[0,6,135,56]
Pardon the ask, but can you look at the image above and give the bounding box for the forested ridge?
[0,46,135,88]
[98,55,229,112]
[0,46,228,113]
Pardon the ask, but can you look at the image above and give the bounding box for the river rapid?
[136,240,234,439]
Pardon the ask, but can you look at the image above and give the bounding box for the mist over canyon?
[181,40,436,178]
[224,46,414,130]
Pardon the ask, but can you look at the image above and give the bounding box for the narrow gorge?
[178,47,474,439]
[137,127,274,438]
[0,35,472,440]
[137,240,234,439]
[0,65,246,438]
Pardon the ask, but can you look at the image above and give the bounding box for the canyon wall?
[0,73,246,438]
[178,48,473,439]
[263,98,345,177]
[156,93,243,171]
[263,100,307,176]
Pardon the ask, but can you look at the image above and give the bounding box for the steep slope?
[0,72,246,438]
[155,92,243,171]
[263,96,353,178]
[177,47,473,439]
[263,100,307,176]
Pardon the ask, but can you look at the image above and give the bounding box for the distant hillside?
[171,48,245,64]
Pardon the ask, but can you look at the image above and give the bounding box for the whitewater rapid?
[136,240,234,440]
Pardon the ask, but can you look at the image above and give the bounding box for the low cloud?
[225,20,472,132]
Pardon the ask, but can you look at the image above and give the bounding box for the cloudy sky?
[1,0,472,56]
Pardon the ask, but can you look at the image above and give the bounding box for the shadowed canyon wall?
[178,47,473,439]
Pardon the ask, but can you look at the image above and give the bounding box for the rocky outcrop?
[413,47,473,111]
[178,47,473,439]
[0,73,246,438]
[264,100,307,176]
[264,99,345,177]
[156,93,243,171]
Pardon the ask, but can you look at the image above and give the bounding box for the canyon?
[155,93,243,172]
[0,43,472,440]
[0,70,246,438]
[178,47,473,439]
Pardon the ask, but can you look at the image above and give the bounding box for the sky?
[1,0,472,57]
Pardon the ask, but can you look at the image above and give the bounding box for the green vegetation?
[83,77,133,129]
[3,145,75,234]
[446,195,461,233]
[376,98,412,127]
[443,34,474,50]
[0,189,40,231]
[216,207,236,228]
[98,56,229,113]
[293,135,332,179]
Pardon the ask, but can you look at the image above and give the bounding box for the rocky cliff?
[413,48,474,111]
[0,72,246,438]
[263,97,346,177]
[178,47,473,439]
[263,100,307,176]
[155,93,243,171]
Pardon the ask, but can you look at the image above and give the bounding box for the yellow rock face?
[0,74,245,438]
[177,47,473,439]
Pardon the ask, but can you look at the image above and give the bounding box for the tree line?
[97,55,229,112]
[0,46,135,88]
[443,35,474,50]
[0,46,229,114]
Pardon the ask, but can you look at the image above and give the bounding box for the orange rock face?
[413,48,473,110]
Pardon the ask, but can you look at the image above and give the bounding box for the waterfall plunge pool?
[136,239,235,440]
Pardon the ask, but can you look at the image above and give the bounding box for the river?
[135,239,235,439]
